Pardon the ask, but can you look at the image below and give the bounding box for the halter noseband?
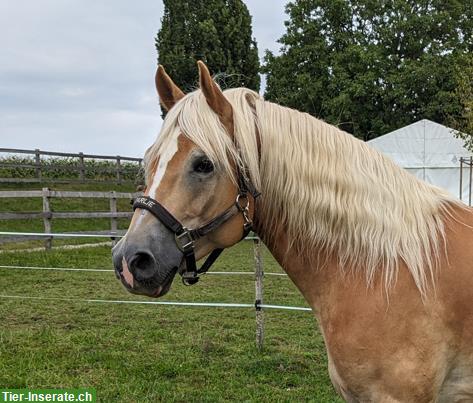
[132,168,260,285]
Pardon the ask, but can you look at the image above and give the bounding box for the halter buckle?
[175,229,195,253]
[243,213,252,231]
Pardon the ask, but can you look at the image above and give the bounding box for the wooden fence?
[0,147,142,184]
[0,188,140,249]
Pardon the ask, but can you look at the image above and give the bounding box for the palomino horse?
[112,61,473,402]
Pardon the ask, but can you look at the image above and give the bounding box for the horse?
[112,61,473,402]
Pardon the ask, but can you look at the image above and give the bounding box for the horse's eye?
[193,158,214,174]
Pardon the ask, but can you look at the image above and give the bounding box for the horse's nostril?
[128,251,157,280]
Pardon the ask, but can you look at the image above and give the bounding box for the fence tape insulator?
[255,299,262,311]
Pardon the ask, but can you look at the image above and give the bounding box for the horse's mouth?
[148,269,178,298]
[117,259,178,298]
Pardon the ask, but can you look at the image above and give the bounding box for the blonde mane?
[146,87,463,295]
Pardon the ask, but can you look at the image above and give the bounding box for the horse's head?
[112,61,258,297]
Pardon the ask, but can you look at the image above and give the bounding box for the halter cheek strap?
[132,178,259,285]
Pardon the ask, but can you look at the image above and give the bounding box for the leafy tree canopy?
[450,54,473,151]
[263,0,473,140]
[156,0,260,105]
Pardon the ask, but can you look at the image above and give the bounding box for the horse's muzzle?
[112,235,181,298]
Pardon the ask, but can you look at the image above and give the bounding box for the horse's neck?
[257,225,388,321]
[255,224,330,309]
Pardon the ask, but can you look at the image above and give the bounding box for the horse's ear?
[197,61,234,135]
[155,65,185,111]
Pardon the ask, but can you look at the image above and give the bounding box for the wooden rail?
[0,188,141,249]
[0,147,143,184]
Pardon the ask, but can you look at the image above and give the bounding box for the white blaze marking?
[149,134,179,198]
[134,133,179,228]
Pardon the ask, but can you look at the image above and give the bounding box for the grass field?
[0,242,342,402]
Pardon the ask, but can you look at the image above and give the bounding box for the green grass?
[0,242,342,402]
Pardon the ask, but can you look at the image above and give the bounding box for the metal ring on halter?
[236,193,250,211]
[236,193,252,230]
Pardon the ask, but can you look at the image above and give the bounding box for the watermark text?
[1,389,96,402]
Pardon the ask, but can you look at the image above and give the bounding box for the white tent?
[368,119,472,202]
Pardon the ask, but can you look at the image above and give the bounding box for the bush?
[0,155,144,184]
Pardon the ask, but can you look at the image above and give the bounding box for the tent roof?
[368,119,472,168]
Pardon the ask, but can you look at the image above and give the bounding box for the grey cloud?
[0,1,286,157]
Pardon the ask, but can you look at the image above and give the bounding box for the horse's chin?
[119,265,178,298]
[123,278,174,298]
[145,281,172,298]
[143,268,177,298]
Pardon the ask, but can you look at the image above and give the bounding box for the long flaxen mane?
[146,86,464,296]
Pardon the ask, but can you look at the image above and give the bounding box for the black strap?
[237,165,261,199]
[189,204,241,239]
[132,195,246,285]
[181,248,224,285]
[131,170,260,285]
[133,196,183,235]
[134,196,244,241]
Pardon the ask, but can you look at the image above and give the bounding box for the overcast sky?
[0,1,287,157]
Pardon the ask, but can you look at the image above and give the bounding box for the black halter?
[132,168,260,285]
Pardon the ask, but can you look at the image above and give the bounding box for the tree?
[450,55,473,151]
[156,0,260,110]
[263,0,473,140]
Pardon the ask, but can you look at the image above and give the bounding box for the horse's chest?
[324,332,473,402]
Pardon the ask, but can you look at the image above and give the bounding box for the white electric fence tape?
[0,294,312,312]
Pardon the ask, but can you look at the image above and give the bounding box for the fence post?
[253,236,264,350]
[42,187,52,250]
[116,156,122,185]
[110,191,118,246]
[138,159,142,183]
[35,149,42,181]
[460,157,463,201]
[79,152,85,182]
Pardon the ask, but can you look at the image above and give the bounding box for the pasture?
[0,242,341,402]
